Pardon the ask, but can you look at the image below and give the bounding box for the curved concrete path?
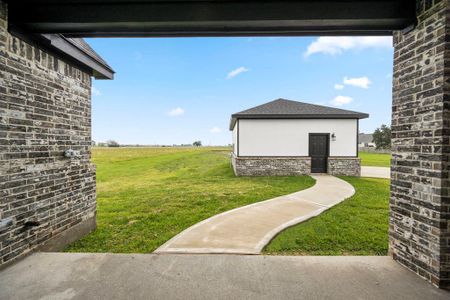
[361,166,390,179]
[156,175,355,254]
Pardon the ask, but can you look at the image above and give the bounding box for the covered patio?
[1,253,449,300]
[0,0,449,294]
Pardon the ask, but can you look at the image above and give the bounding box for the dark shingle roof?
[230,98,369,130]
[64,37,113,71]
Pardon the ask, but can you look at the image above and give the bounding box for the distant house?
[358,133,375,147]
[229,99,369,176]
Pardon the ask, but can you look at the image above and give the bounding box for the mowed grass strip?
[65,147,315,253]
[359,151,391,167]
[263,177,389,256]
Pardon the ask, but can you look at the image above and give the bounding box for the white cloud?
[330,96,353,106]
[92,86,101,96]
[343,76,371,89]
[334,84,344,90]
[209,127,222,133]
[227,67,249,79]
[304,36,392,57]
[168,107,185,116]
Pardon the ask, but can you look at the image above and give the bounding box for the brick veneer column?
[391,0,450,289]
[0,1,96,267]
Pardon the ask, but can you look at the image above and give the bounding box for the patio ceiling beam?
[6,0,416,37]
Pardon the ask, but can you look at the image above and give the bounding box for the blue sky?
[89,36,393,145]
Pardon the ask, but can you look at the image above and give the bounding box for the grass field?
[263,176,389,255]
[65,147,315,253]
[359,152,391,167]
[66,147,390,255]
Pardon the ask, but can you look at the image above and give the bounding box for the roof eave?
[231,113,369,120]
[229,113,369,130]
[9,25,115,79]
[229,117,237,131]
[42,34,114,79]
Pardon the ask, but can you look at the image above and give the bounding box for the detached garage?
[230,99,369,176]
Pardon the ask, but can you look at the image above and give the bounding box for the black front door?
[309,134,329,173]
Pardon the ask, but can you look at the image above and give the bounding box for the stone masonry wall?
[0,1,96,267]
[391,0,450,288]
[232,155,311,176]
[327,157,361,176]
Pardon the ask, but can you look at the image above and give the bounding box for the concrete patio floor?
[361,166,390,179]
[0,253,448,300]
[156,175,355,254]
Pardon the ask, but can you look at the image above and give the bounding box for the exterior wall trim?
[237,119,240,157]
[356,119,359,157]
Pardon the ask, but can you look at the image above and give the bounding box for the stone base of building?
[327,157,361,176]
[232,155,311,176]
[232,154,361,177]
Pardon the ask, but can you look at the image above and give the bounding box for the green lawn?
[66,147,390,255]
[66,147,315,253]
[263,176,389,255]
[359,151,391,167]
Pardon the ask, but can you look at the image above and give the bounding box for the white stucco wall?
[237,119,357,157]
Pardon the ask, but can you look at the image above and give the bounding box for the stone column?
[391,0,450,289]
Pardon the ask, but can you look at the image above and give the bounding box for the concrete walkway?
[0,253,448,300]
[361,166,390,179]
[156,175,354,254]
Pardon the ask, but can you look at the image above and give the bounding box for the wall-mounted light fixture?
[331,133,336,141]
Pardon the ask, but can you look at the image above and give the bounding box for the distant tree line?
[92,140,208,148]
[106,140,120,147]
[373,125,391,150]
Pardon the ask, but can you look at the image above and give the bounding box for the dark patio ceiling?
[6,0,416,37]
